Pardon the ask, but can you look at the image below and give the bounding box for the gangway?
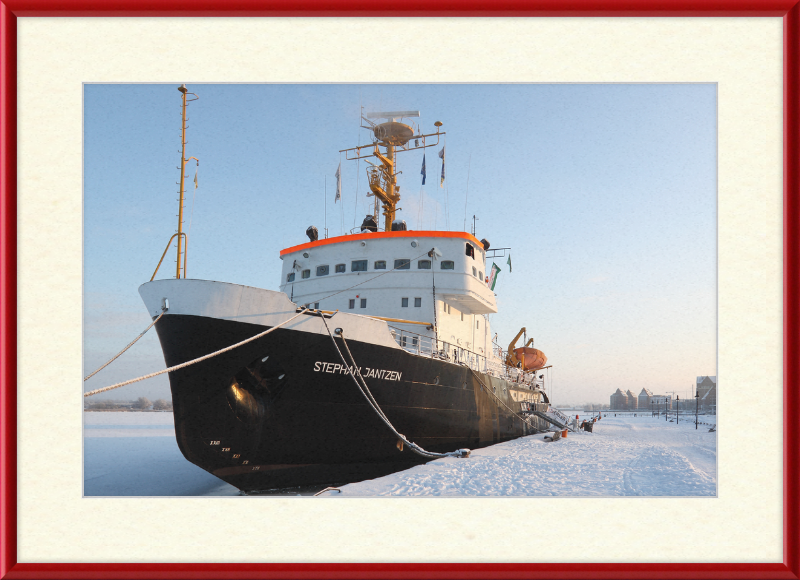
[530,410,575,432]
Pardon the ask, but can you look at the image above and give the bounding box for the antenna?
[341,111,444,231]
[463,153,472,232]
[366,110,420,120]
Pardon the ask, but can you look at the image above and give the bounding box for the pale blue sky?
[83,83,716,405]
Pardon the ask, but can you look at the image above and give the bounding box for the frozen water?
[84,412,237,496]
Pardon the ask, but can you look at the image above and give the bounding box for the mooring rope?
[83,310,166,382]
[84,308,308,398]
[319,314,469,460]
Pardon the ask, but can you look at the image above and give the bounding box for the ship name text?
[313,361,402,381]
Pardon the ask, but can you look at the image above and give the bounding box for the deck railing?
[388,325,539,388]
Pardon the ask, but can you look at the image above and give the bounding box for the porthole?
[411,240,417,248]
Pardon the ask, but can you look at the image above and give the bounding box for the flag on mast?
[438,146,446,187]
[193,167,198,189]
[507,254,512,272]
[335,163,341,203]
[488,262,501,291]
[421,154,427,185]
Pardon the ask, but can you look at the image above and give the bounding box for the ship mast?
[175,84,199,278]
[149,84,199,282]
[340,110,444,232]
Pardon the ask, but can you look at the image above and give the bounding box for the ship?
[138,85,560,493]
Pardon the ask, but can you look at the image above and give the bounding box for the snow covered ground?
[84,412,716,497]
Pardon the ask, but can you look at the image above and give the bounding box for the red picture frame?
[1,2,798,578]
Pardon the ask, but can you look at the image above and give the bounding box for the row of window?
[344,297,423,309]
[287,259,459,282]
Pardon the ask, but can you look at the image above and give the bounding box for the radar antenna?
[341,110,444,231]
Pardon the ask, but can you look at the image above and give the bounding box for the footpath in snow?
[84,412,716,497]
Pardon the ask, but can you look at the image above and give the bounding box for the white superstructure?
[279,229,500,367]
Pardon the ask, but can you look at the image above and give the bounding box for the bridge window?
[286,272,295,282]
[349,299,355,309]
[316,265,329,276]
[351,260,368,272]
[394,259,411,270]
[418,260,431,269]
[401,297,409,307]
[472,266,477,277]
[466,243,475,259]
[302,269,310,279]
[441,261,454,270]
[360,298,367,308]
[414,297,422,307]
[374,260,386,270]
[479,270,483,280]
[335,264,346,273]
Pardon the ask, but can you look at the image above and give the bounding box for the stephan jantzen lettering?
[313,361,402,382]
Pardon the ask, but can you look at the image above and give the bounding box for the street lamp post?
[695,390,699,430]
[665,398,668,422]
[676,395,679,425]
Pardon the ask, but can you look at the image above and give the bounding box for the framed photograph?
[1,2,797,578]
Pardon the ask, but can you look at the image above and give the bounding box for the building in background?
[649,395,672,411]
[696,376,717,414]
[610,388,626,410]
[610,388,640,411]
[638,388,653,409]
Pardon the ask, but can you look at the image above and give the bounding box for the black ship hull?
[155,313,546,492]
